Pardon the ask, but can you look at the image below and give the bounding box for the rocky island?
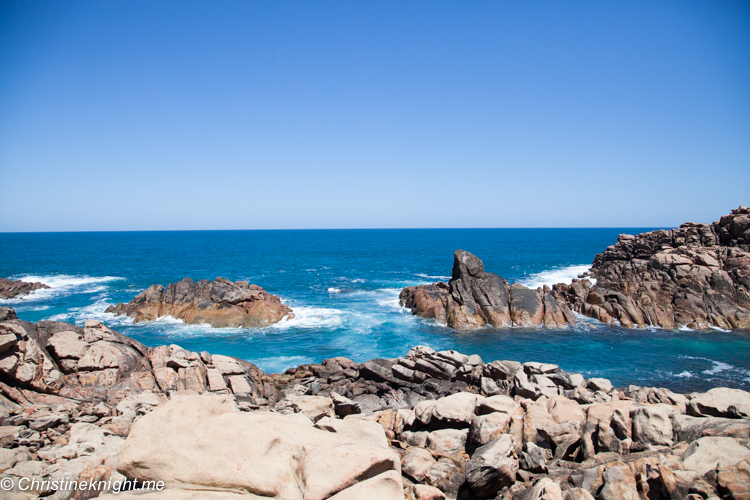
[104,277,294,328]
[0,279,50,300]
[400,250,577,329]
[402,207,750,331]
[2,306,750,500]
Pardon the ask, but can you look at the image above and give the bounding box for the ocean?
[1,228,749,392]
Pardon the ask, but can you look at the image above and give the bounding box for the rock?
[290,396,334,423]
[0,447,17,471]
[563,488,595,500]
[516,478,564,500]
[682,436,750,476]
[326,469,404,500]
[105,278,294,328]
[672,414,750,442]
[0,278,49,299]
[465,434,518,497]
[206,368,228,392]
[470,412,511,447]
[426,429,468,454]
[315,416,388,448]
[427,392,483,425]
[477,395,519,415]
[587,378,613,393]
[600,465,640,500]
[0,307,18,321]
[519,442,547,473]
[552,207,750,330]
[331,391,361,417]
[414,484,447,500]
[401,447,437,482]
[524,362,559,375]
[631,406,673,449]
[687,387,750,418]
[400,250,576,330]
[717,459,750,500]
[117,394,404,500]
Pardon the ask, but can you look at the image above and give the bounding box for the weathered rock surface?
[104,277,294,328]
[400,250,576,329]
[0,278,49,299]
[117,394,403,499]
[2,308,750,500]
[552,206,750,330]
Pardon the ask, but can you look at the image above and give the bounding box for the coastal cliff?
[105,277,294,328]
[402,207,750,331]
[2,307,750,500]
[552,206,750,330]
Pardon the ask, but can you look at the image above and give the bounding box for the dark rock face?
[400,250,576,329]
[0,278,49,299]
[105,277,294,328]
[552,206,750,329]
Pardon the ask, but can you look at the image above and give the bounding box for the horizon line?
[0,226,669,234]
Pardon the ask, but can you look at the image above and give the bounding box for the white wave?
[680,355,736,376]
[704,361,733,375]
[518,265,592,289]
[1,274,125,304]
[253,355,314,374]
[708,325,731,333]
[415,273,450,280]
[676,371,693,378]
[11,304,51,312]
[46,297,121,324]
[327,288,343,293]
[271,306,344,330]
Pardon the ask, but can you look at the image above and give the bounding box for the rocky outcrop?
[2,308,750,500]
[400,250,576,330]
[0,279,49,300]
[105,277,294,328]
[552,206,750,330]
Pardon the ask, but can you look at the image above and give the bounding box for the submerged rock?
[400,250,576,330]
[0,278,49,299]
[105,277,294,328]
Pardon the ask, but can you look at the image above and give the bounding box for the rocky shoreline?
[0,279,50,300]
[2,307,750,500]
[401,207,750,331]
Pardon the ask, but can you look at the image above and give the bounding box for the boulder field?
[401,207,750,330]
[0,279,50,300]
[104,277,294,328]
[2,308,750,500]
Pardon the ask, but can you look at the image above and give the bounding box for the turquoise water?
[1,229,749,392]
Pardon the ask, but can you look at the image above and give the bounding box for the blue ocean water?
[1,229,749,392]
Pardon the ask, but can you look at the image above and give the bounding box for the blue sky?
[1,1,748,231]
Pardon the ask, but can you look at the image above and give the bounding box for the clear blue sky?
[1,1,748,231]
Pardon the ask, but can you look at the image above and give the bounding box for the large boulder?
[465,434,518,498]
[687,387,750,418]
[400,250,576,330]
[116,394,404,500]
[681,436,750,476]
[105,277,294,328]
